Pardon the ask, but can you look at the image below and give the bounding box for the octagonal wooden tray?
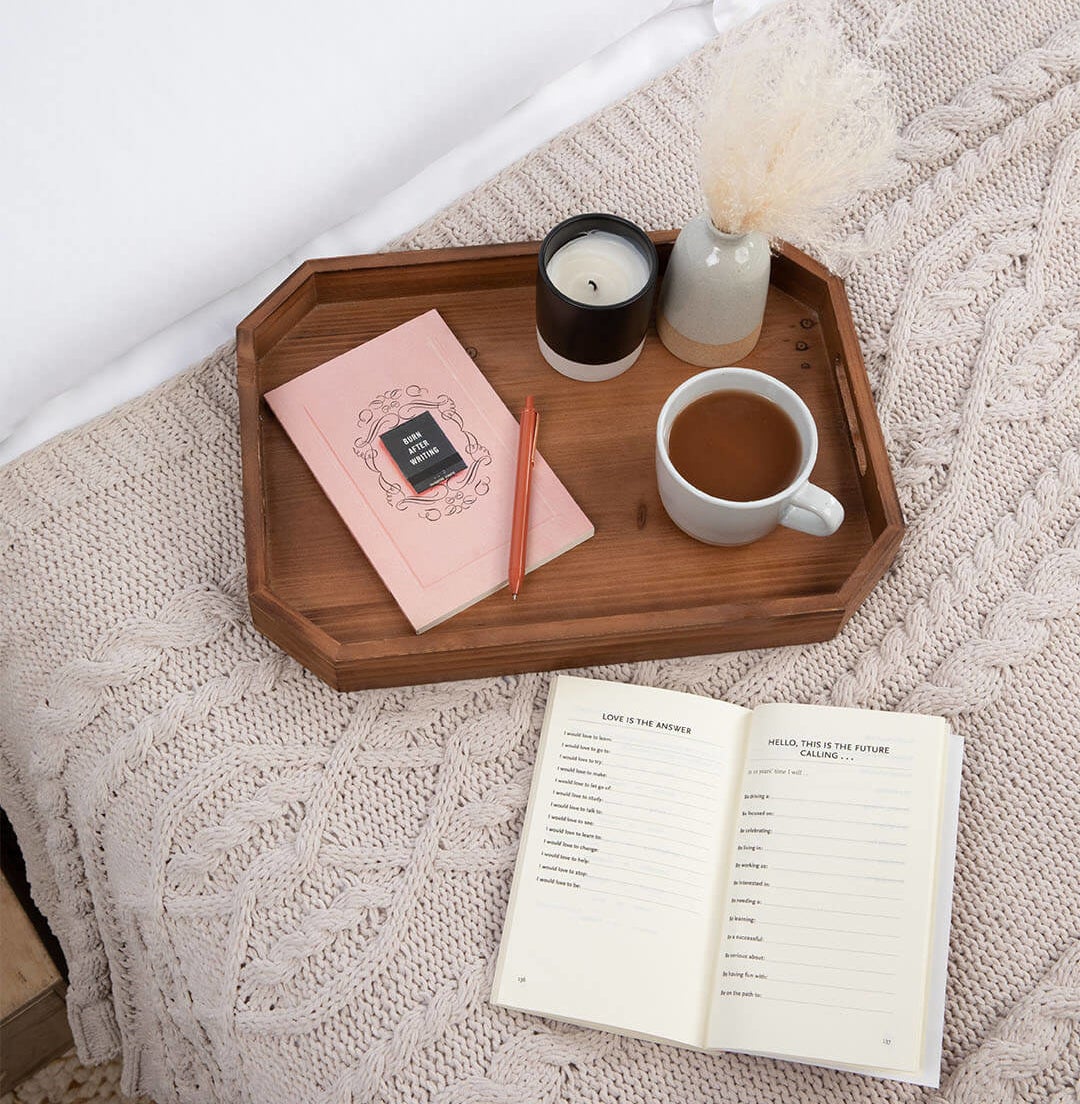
[237,233,903,691]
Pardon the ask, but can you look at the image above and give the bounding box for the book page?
[705,704,949,1073]
[493,675,751,1046]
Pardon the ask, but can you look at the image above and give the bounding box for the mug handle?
[779,483,845,537]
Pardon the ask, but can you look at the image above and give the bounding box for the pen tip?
[511,592,518,601]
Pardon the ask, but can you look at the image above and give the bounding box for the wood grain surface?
[237,235,903,690]
[1,874,70,1093]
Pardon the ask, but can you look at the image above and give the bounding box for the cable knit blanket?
[2,0,1079,1101]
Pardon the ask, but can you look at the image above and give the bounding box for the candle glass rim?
[538,213,659,312]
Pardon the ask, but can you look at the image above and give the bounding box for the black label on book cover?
[379,410,466,493]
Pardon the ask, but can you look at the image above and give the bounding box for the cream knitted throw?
[2,0,1079,1100]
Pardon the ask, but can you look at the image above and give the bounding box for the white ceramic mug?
[656,368,844,546]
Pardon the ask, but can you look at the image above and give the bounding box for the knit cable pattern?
[1,0,1078,1101]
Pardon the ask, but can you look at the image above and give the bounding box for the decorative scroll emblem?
[353,386,492,521]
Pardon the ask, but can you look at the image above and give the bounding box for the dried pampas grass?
[698,8,897,244]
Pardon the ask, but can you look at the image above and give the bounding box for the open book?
[492,675,963,1086]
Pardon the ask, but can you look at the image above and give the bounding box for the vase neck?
[705,217,750,241]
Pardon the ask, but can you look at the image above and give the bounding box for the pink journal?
[264,310,594,633]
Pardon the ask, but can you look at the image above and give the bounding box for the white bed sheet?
[0,1,764,465]
[2,0,676,446]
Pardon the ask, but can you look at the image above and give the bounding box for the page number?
[516,975,527,984]
[882,1037,892,1046]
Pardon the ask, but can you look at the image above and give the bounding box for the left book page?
[492,675,751,1047]
[264,310,593,632]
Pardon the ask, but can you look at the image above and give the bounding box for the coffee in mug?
[667,391,802,502]
[656,368,844,546]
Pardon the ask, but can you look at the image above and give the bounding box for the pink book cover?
[263,310,594,633]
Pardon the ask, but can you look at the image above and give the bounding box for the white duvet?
[0,0,763,463]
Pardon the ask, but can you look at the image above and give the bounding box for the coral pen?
[508,395,540,600]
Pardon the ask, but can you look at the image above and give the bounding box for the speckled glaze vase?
[657,215,770,366]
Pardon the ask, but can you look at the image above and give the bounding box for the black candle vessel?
[536,213,659,382]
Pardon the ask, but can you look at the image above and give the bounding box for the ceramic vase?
[657,214,770,366]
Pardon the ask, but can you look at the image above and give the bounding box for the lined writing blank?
[757,995,892,1014]
[763,940,900,958]
[764,958,895,976]
[760,901,901,920]
[540,715,730,926]
[764,865,904,883]
[721,735,917,1036]
[768,795,911,813]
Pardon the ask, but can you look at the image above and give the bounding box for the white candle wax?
[545,230,651,306]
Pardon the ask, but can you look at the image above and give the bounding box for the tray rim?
[237,232,904,689]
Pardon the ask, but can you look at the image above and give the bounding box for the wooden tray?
[237,233,903,690]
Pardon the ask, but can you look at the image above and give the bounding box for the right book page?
[704,703,950,1076]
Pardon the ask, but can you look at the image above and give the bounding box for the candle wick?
[588,279,598,291]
